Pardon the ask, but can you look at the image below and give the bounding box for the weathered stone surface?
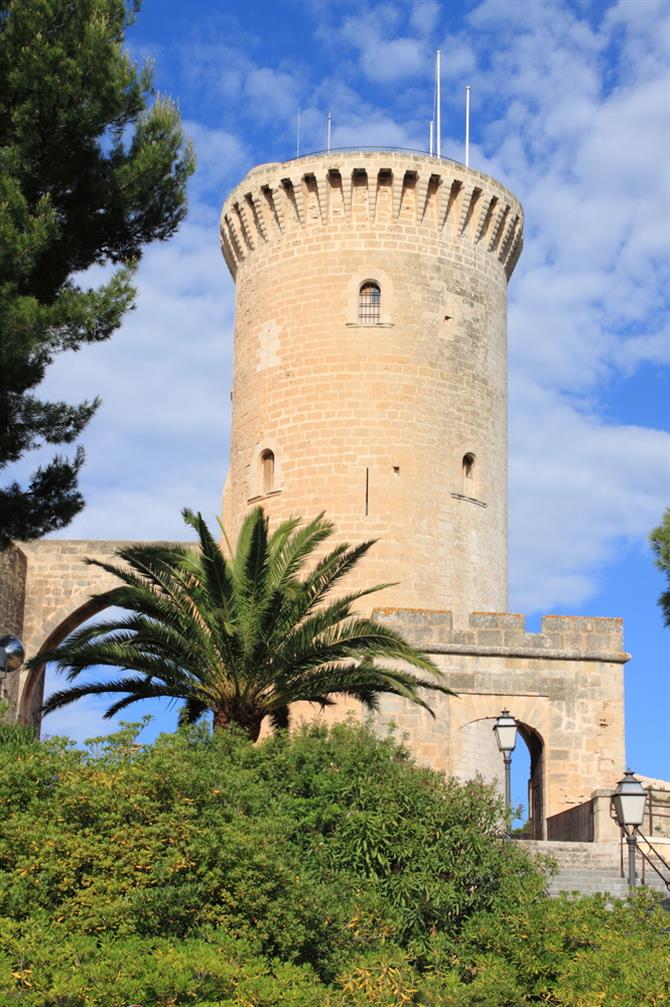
[220,152,523,618]
[0,544,27,714]
[11,539,190,730]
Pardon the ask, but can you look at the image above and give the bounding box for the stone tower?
[4,149,630,843]
[219,152,523,618]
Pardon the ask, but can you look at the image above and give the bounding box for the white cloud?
[6,0,668,634]
[509,377,670,611]
[360,35,426,82]
[340,9,427,83]
[410,0,440,36]
[437,36,476,80]
[185,121,249,198]
[244,67,300,122]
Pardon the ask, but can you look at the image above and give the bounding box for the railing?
[617,828,670,891]
[285,146,463,166]
[646,788,670,837]
[547,799,594,842]
[636,832,670,891]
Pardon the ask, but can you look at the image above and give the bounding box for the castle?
[0,150,635,842]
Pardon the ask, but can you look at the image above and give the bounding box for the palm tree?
[33,508,453,739]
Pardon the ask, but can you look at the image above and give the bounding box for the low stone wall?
[374,608,628,661]
[546,782,670,844]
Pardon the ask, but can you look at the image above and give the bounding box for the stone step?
[517,839,670,903]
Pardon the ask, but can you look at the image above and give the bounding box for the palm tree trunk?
[213,708,262,742]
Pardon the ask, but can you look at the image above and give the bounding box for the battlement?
[373,608,628,662]
[220,150,523,281]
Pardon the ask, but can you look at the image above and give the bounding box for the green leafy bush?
[0,720,667,1005]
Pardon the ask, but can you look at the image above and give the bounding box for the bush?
[0,720,666,1004]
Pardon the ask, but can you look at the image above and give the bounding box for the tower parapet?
[220,151,523,281]
[220,150,524,616]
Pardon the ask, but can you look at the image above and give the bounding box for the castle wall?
[373,609,627,825]
[220,152,523,617]
[12,539,190,730]
[0,544,27,715]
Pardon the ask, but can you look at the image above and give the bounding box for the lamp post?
[0,635,24,676]
[0,634,24,704]
[493,709,518,813]
[612,769,648,891]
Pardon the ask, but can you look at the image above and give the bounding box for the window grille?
[359,282,381,324]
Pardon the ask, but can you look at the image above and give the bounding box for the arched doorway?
[20,597,110,732]
[517,722,545,840]
[24,601,183,743]
[454,715,547,840]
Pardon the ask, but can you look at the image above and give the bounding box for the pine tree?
[0,0,194,546]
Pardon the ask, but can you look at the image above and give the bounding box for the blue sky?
[21,0,668,792]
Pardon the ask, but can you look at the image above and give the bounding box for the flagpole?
[436,49,441,158]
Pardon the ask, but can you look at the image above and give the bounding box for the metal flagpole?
[436,49,441,158]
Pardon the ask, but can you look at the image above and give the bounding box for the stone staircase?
[519,840,670,906]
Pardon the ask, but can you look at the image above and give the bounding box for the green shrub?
[0,720,666,1004]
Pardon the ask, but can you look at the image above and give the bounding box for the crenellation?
[488,202,509,252]
[248,192,268,242]
[499,211,520,266]
[235,200,255,251]
[476,194,497,244]
[373,608,628,661]
[221,155,523,280]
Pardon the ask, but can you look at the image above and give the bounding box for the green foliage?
[0,0,194,544]
[650,508,670,627]
[0,722,666,1005]
[32,507,452,736]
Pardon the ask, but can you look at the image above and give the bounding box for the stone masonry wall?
[0,544,27,715]
[373,609,627,826]
[15,539,191,731]
[0,544,26,638]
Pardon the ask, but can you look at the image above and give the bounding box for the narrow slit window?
[260,449,275,494]
[359,282,381,324]
[462,453,476,487]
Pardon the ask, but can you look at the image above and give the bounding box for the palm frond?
[42,676,179,716]
[35,506,455,737]
[177,697,210,727]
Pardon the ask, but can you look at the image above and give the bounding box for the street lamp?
[493,708,517,812]
[0,635,24,678]
[612,769,648,891]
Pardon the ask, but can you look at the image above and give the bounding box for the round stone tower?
[220,151,523,617]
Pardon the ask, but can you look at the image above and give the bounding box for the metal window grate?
[359,282,380,324]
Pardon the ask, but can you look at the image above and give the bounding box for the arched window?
[260,449,275,494]
[359,281,381,324]
[462,453,476,484]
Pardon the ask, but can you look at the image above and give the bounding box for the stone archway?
[518,722,545,840]
[452,712,547,839]
[19,596,111,731]
[7,538,191,733]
